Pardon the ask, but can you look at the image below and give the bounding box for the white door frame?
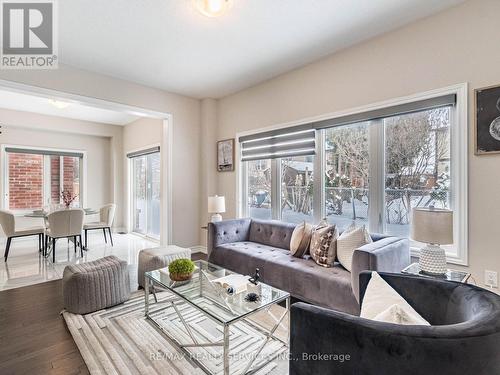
[0,79,174,246]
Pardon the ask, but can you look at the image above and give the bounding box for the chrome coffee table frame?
[144,261,290,375]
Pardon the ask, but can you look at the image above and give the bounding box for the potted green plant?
[168,259,196,281]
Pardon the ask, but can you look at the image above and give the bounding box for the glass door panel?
[132,156,147,234]
[147,152,161,239]
[132,152,160,239]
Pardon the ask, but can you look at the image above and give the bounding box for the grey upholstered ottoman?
[137,245,191,288]
[62,255,130,314]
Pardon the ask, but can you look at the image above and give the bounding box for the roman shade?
[126,146,160,158]
[312,94,456,129]
[240,128,316,161]
[5,147,84,158]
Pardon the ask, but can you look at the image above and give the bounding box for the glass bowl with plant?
[168,259,196,281]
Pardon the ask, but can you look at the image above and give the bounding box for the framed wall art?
[475,84,500,155]
[217,138,235,172]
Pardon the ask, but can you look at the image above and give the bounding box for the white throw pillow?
[361,272,430,325]
[336,223,372,272]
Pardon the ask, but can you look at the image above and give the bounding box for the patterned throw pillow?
[336,223,372,272]
[309,220,338,267]
[290,221,313,258]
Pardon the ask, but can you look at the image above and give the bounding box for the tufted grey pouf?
[63,255,131,314]
[137,245,191,288]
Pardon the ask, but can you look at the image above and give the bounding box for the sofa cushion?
[248,219,295,250]
[337,224,372,272]
[210,241,360,315]
[290,221,313,258]
[310,221,338,267]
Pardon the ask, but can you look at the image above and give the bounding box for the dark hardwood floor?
[0,252,207,375]
[0,279,89,375]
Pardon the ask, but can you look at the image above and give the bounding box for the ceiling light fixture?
[193,0,233,18]
[49,99,71,109]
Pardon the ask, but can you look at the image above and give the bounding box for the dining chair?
[45,209,85,263]
[0,209,45,261]
[83,203,116,248]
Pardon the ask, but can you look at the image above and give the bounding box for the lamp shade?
[208,195,225,213]
[411,207,453,245]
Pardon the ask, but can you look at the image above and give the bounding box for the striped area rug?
[62,291,289,375]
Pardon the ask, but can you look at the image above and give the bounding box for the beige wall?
[214,0,500,288]
[123,117,163,152]
[0,64,202,248]
[0,107,119,230]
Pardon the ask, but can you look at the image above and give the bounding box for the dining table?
[24,208,99,257]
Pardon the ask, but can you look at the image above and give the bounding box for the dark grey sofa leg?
[103,228,107,243]
[85,229,88,248]
[52,238,56,263]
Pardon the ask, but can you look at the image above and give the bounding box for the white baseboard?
[190,245,207,254]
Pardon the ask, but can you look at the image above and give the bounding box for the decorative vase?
[169,272,193,281]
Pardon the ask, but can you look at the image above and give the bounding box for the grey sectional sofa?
[207,218,410,314]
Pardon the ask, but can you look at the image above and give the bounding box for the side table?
[402,263,471,283]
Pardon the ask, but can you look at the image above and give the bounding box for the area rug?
[62,291,289,375]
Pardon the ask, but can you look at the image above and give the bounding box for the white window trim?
[1,144,87,213]
[236,83,468,266]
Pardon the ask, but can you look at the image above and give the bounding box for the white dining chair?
[45,209,85,263]
[83,204,116,248]
[0,209,45,261]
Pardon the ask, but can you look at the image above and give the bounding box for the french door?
[131,152,160,239]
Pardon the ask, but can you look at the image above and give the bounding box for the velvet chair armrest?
[351,237,410,301]
[290,302,392,375]
[207,218,252,258]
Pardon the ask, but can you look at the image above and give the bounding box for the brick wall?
[8,153,43,209]
[50,155,60,202]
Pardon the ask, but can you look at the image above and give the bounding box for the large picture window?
[241,87,467,264]
[4,148,83,211]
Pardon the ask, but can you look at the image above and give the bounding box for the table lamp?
[411,207,453,275]
[208,195,225,223]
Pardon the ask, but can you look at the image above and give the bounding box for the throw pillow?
[309,219,338,267]
[336,223,372,272]
[290,221,313,258]
[361,272,430,325]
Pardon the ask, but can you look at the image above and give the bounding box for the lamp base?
[210,213,223,223]
[419,244,447,275]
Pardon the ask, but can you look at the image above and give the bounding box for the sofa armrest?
[207,218,252,258]
[351,237,410,301]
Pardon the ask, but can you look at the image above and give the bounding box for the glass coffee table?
[144,260,290,375]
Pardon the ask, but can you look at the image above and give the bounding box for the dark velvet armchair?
[290,272,500,375]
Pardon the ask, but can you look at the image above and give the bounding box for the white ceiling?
[0,89,140,125]
[59,0,464,98]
